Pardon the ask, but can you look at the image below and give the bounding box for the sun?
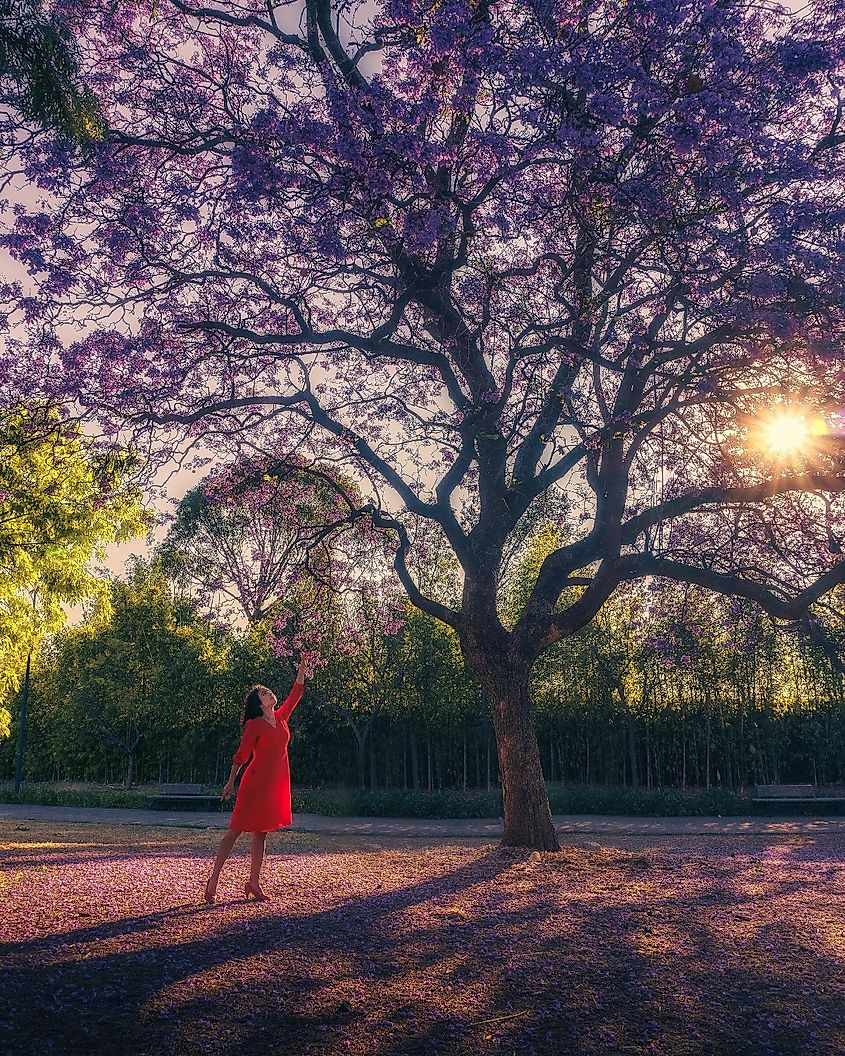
[762,412,810,454]
[755,409,828,459]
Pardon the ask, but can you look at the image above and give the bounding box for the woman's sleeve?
[232,720,259,766]
[276,682,303,722]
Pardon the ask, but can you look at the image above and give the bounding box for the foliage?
[23,562,232,786]
[4,0,845,650]
[0,404,147,707]
[7,556,845,793]
[158,453,382,626]
[0,0,104,141]
[5,0,845,844]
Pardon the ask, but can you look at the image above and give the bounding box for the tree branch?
[621,473,845,546]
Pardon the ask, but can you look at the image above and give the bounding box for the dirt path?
[2,818,843,1056]
[2,801,844,838]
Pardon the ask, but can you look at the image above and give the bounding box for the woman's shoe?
[204,880,217,905]
[244,881,270,902]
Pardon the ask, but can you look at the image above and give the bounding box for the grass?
[1,819,843,1056]
[0,781,166,809]
[2,780,843,817]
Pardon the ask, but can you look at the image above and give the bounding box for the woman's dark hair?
[241,685,268,726]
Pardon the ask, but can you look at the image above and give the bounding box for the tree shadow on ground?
[1,840,843,1056]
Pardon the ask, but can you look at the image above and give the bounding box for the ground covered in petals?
[1,821,843,1056]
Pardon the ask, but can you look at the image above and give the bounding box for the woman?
[204,654,309,904]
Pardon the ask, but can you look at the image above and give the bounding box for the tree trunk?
[467,655,559,851]
[705,689,712,790]
[13,652,32,794]
[351,725,367,788]
[645,724,652,789]
[369,730,377,791]
[410,730,420,790]
[626,710,638,787]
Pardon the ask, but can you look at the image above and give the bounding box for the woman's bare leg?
[249,831,268,892]
[204,829,242,902]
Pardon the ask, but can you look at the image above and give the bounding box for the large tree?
[3,0,845,847]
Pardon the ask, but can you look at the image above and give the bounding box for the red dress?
[229,683,303,832]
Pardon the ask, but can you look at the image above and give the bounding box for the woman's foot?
[204,879,217,905]
[244,880,270,902]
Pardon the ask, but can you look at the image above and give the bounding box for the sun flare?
[756,409,828,459]
[763,413,809,454]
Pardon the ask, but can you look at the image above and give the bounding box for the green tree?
[312,597,405,790]
[0,0,104,141]
[0,405,147,783]
[391,608,478,792]
[28,562,228,787]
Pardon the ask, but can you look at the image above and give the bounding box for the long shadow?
[0,834,412,871]
[0,844,508,957]
[0,847,237,871]
[0,847,542,1056]
[359,845,845,1056]
[2,841,844,1056]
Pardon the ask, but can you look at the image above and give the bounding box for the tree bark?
[369,729,377,791]
[626,709,638,787]
[350,724,367,788]
[409,729,420,789]
[464,650,560,851]
[13,652,32,794]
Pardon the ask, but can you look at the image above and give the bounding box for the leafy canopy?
[0,404,148,704]
[2,0,845,673]
[0,0,105,142]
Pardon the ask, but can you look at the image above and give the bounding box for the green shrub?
[2,780,841,817]
[0,782,157,808]
[545,783,750,817]
[291,786,503,818]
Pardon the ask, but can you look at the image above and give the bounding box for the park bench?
[150,783,223,811]
[752,784,845,808]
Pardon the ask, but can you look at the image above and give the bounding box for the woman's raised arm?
[275,655,308,721]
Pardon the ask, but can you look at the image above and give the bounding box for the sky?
[1,0,815,587]
[1,201,207,578]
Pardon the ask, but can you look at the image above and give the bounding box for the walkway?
[1,802,843,837]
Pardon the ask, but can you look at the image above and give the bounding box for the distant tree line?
[3,561,844,791]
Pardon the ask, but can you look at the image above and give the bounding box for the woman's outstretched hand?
[296,653,314,682]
